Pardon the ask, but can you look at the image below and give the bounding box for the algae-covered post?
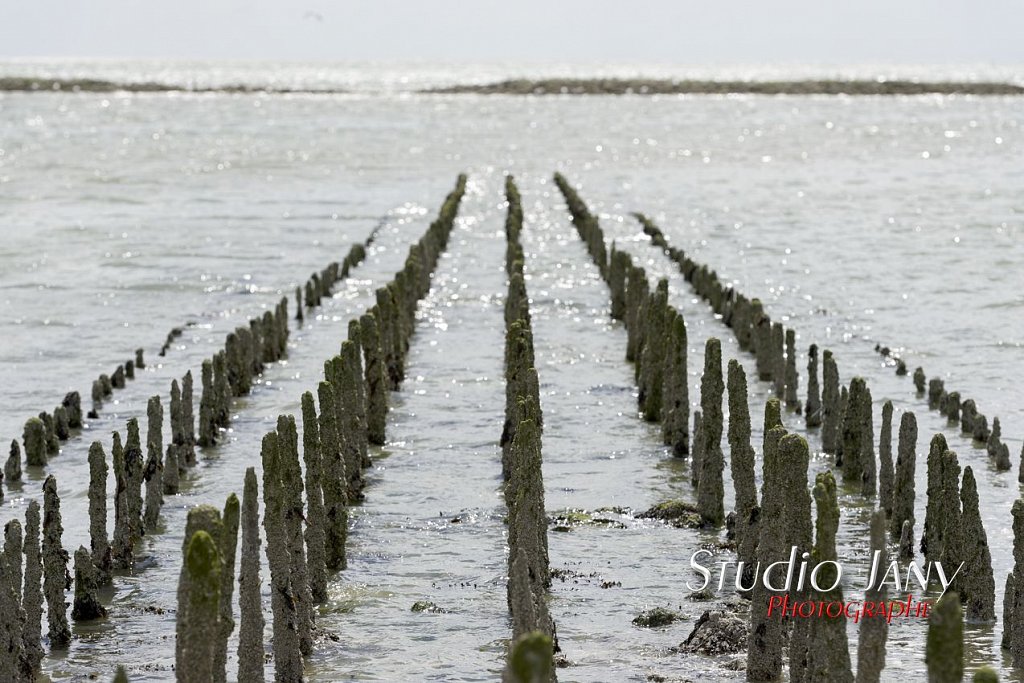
[783,434,814,683]
[276,415,314,657]
[784,328,799,412]
[804,470,853,682]
[638,279,668,422]
[928,378,944,410]
[42,475,71,648]
[238,468,265,683]
[771,322,785,398]
[176,505,223,678]
[180,530,222,683]
[318,381,349,571]
[805,344,821,428]
[88,442,112,584]
[747,424,788,680]
[261,432,303,681]
[71,546,106,621]
[937,450,964,598]
[856,509,889,683]
[727,359,756,564]
[124,420,145,545]
[922,434,949,565]
[913,367,926,394]
[23,417,47,467]
[697,338,725,526]
[661,312,689,457]
[143,395,164,532]
[214,494,240,683]
[62,391,83,428]
[690,410,703,488]
[821,350,839,454]
[23,500,44,676]
[361,312,388,446]
[198,359,216,447]
[5,439,22,482]
[958,467,995,622]
[0,519,24,682]
[1010,499,1024,666]
[878,401,894,516]
[301,391,328,603]
[926,592,963,683]
[890,412,917,543]
[53,406,70,441]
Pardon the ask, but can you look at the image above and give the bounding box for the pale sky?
[2,0,1022,63]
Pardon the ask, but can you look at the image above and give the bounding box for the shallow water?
[0,61,1022,681]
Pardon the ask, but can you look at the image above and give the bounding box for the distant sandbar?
[425,78,1024,96]
[0,77,342,94]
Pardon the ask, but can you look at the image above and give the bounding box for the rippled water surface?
[0,61,1022,681]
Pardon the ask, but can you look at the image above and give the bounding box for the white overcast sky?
[1,0,1022,63]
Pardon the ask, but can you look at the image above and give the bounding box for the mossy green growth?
[113,665,129,682]
[548,509,625,530]
[926,592,963,683]
[504,630,554,683]
[632,607,682,628]
[637,500,703,529]
[972,665,999,682]
[411,600,449,613]
[187,530,222,611]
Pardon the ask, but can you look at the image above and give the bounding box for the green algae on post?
[5,439,22,482]
[878,401,894,516]
[638,279,669,422]
[198,360,216,447]
[503,630,554,683]
[959,466,995,622]
[301,391,328,603]
[661,312,689,457]
[805,344,821,427]
[0,519,25,681]
[62,390,83,428]
[175,505,223,679]
[214,494,240,683]
[143,395,164,532]
[784,328,799,411]
[890,412,917,543]
[973,666,999,683]
[804,470,853,682]
[275,415,315,656]
[88,442,112,584]
[261,431,303,681]
[747,425,789,681]
[922,434,949,564]
[696,339,729,528]
[181,530,222,683]
[318,381,349,571]
[23,500,43,676]
[42,475,71,648]
[362,311,389,448]
[856,509,889,683]
[821,350,840,454]
[23,417,47,467]
[727,359,756,562]
[926,592,963,683]
[237,468,265,683]
[71,545,106,621]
